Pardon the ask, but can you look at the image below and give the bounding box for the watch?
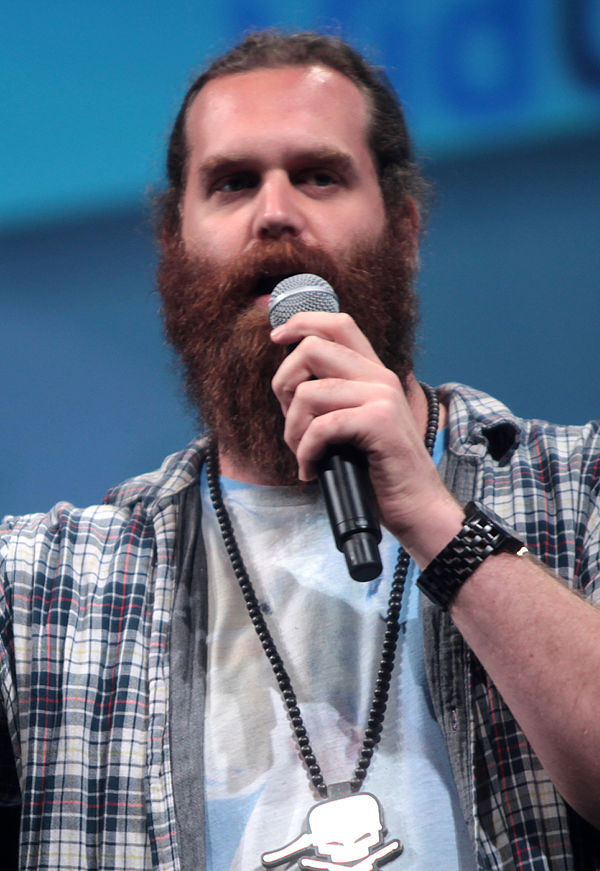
[417,501,528,610]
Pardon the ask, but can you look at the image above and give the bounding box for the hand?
[270,311,461,562]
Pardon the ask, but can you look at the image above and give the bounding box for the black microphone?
[269,273,383,582]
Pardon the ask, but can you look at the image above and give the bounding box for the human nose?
[251,172,305,240]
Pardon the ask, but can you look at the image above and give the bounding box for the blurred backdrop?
[2,0,599,515]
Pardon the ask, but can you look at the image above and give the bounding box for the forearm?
[398,483,600,827]
[443,545,600,827]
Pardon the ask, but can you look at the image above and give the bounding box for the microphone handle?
[317,444,383,581]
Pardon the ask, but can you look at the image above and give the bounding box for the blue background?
[2,0,599,515]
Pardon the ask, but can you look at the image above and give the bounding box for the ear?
[391,196,420,272]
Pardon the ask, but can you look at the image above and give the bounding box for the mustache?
[181,237,347,315]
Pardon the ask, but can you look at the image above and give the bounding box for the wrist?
[396,495,465,569]
[417,501,528,611]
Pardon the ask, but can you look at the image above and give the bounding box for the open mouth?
[252,273,293,298]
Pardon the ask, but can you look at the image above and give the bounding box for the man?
[1,30,600,871]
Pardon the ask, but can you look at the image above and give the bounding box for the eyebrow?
[197,147,358,183]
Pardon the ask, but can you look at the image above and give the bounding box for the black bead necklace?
[205,383,439,868]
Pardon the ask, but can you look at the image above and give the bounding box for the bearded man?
[1,30,600,871]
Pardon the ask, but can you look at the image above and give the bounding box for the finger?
[270,310,379,362]
[290,392,427,472]
[286,380,430,487]
[295,401,442,526]
[282,377,396,455]
[272,334,400,415]
[296,405,384,482]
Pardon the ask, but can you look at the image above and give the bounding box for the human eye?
[297,168,339,189]
[211,171,258,196]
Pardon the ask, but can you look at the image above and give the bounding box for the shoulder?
[439,382,600,469]
[102,434,209,511]
[439,383,600,582]
[1,435,209,577]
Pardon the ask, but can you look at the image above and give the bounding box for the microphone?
[269,274,383,582]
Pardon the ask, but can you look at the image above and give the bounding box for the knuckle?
[301,334,322,354]
[337,312,356,332]
[294,379,313,400]
[366,398,402,435]
[368,401,392,426]
[271,373,293,402]
[386,369,402,389]
[270,372,281,394]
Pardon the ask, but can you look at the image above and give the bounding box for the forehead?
[184,65,374,167]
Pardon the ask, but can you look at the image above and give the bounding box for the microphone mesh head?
[268,273,339,328]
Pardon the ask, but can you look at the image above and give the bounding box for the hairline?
[179,61,378,192]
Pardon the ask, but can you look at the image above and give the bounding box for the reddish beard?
[158,228,418,485]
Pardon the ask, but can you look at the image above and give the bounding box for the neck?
[217,452,286,486]
[405,373,448,439]
[218,449,293,486]
[218,374,447,485]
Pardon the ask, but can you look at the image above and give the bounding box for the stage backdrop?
[1,0,599,515]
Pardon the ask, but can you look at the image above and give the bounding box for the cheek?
[336,194,385,245]
[339,214,384,252]
[181,208,218,257]
[181,202,246,261]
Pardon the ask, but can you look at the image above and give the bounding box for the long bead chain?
[206,382,439,798]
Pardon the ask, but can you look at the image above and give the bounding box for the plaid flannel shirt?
[1,383,599,870]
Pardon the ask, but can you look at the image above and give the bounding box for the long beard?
[158,229,418,484]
